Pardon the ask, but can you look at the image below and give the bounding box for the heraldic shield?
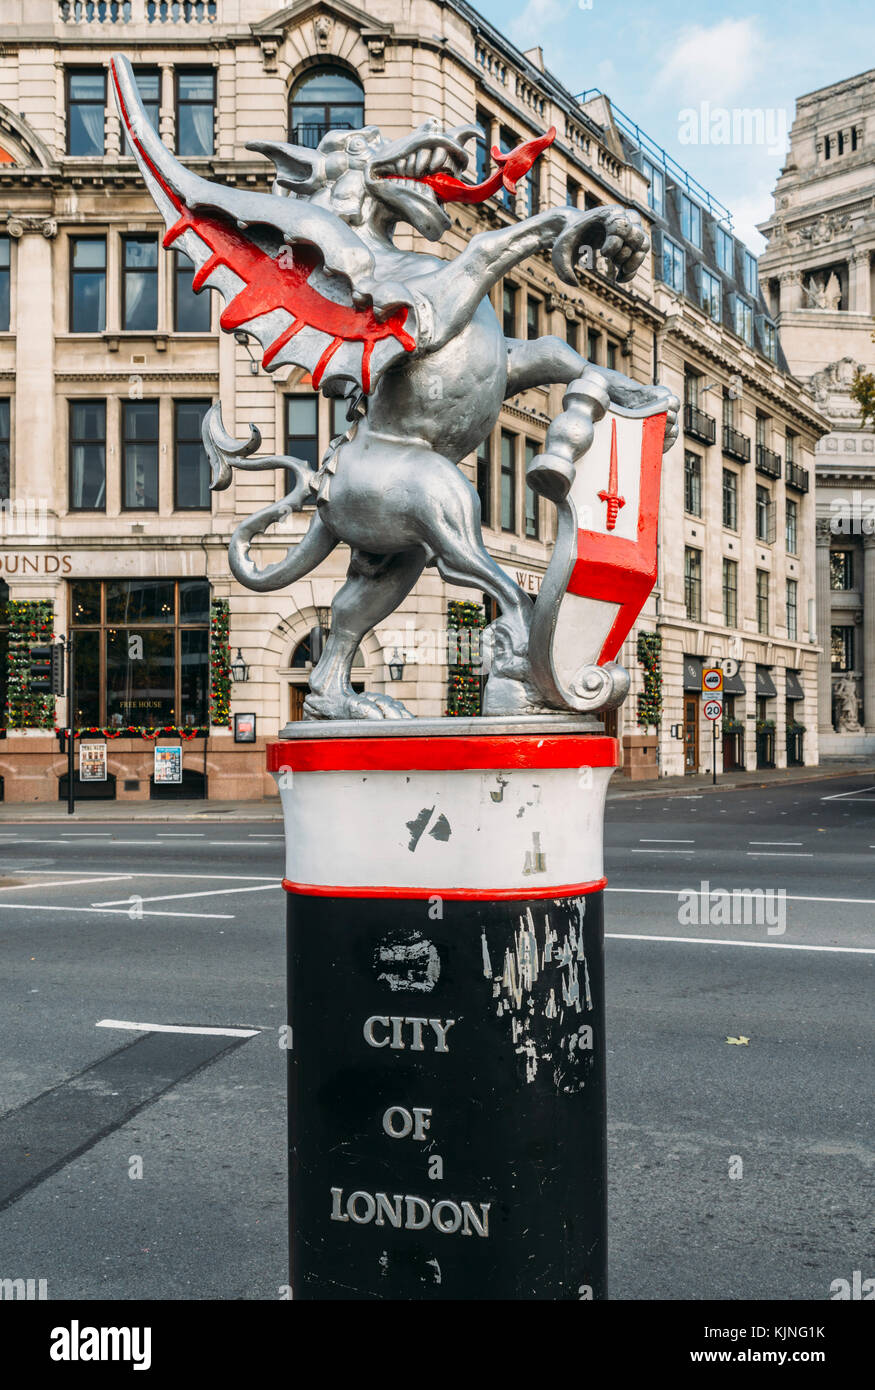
[527,367,668,715]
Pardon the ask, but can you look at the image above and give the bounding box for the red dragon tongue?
[424,125,556,204]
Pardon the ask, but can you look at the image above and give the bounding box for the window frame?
[684,546,702,622]
[699,265,721,322]
[288,65,365,147]
[121,398,160,512]
[0,235,9,333]
[175,67,216,158]
[173,397,213,512]
[174,248,211,333]
[756,568,769,634]
[684,449,702,517]
[830,625,854,672]
[524,438,540,540]
[681,195,702,247]
[69,234,107,334]
[500,429,517,534]
[0,396,10,503]
[722,556,738,628]
[785,497,798,555]
[642,158,664,215]
[786,578,798,641]
[121,233,160,333]
[66,66,106,158]
[722,467,738,530]
[68,398,107,513]
[476,439,492,530]
[662,235,685,292]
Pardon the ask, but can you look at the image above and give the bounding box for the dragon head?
[249,119,481,242]
[249,119,555,243]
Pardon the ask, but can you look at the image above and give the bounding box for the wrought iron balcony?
[785,461,810,493]
[684,402,716,446]
[722,424,751,462]
[290,122,354,149]
[755,444,782,479]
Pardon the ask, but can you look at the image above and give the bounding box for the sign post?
[702,668,724,786]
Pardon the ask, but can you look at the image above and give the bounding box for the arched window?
[289,67,364,148]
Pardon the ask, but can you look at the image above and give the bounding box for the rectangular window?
[587,329,601,364]
[476,441,492,529]
[785,498,798,555]
[70,237,106,332]
[70,578,210,730]
[0,236,9,332]
[684,450,702,516]
[132,68,160,141]
[830,550,853,589]
[524,439,539,539]
[474,109,491,184]
[500,430,517,533]
[67,68,105,157]
[584,191,602,211]
[566,317,579,353]
[566,177,580,208]
[684,371,701,407]
[285,394,319,502]
[743,250,758,297]
[786,578,798,640]
[526,167,540,216]
[684,547,701,622]
[756,569,769,634]
[756,484,773,542]
[735,296,753,345]
[122,399,159,510]
[176,69,215,157]
[762,320,777,361]
[122,236,159,331]
[174,249,211,332]
[715,225,733,274]
[723,557,738,627]
[606,340,618,371]
[700,266,721,322]
[526,296,540,341]
[642,158,664,215]
[722,468,738,530]
[830,625,854,671]
[0,397,9,501]
[755,413,770,448]
[174,398,211,510]
[785,429,797,464]
[681,195,702,247]
[502,283,517,337]
[499,128,518,212]
[722,389,735,429]
[662,236,685,292]
[69,399,106,511]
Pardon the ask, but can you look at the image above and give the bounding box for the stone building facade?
[0,0,824,799]
[758,68,875,756]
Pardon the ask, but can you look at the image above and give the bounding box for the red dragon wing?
[110,55,416,395]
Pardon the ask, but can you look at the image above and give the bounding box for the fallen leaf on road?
[726,1035,750,1045]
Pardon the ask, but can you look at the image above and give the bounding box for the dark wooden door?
[684,695,699,774]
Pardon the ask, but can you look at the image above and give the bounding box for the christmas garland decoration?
[446,599,486,717]
[6,600,55,730]
[55,725,208,742]
[636,630,662,729]
[210,598,231,727]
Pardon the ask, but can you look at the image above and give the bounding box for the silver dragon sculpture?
[111,55,678,721]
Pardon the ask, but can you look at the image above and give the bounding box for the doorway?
[684,694,699,774]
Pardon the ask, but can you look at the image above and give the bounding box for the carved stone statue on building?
[804,271,841,310]
[833,673,862,731]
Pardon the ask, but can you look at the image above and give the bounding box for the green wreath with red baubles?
[446,599,486,717]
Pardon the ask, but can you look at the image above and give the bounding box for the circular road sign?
[702,667,723,692]
[703,698,723,721]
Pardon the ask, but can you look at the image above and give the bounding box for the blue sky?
[472,0,875,251]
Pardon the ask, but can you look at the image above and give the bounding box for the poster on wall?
[234,712,256,744]
[79,742,107,782]
[154,745,183,785]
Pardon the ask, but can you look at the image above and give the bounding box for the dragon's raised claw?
[552,206,649,287]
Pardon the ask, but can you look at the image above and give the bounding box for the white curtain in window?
[191,104,213,154]
[79,104,104,153]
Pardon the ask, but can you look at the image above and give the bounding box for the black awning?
[786,669,805,701]
[723,667,746,695]
[756,665,777,698]
[683,655,702,691]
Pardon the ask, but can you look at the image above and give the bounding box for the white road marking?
[155,833,206,838]
[606,933,875,956]
[0,869,275,879]
[821,785,875,801]
[746,851,814,858]
[0,875,131,893]
[93,883,280,907]
[630,848,695,855]
[0,903,234,918]
[749,841,802,846]
[61,833,113,838]
[638,838,695,843]
[96,1019,260,1038]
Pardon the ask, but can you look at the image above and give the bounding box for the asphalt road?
[0,774,871,1301]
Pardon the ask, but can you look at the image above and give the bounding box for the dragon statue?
[111,55,678,721]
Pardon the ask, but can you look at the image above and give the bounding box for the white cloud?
[726,189,771,255]
[654,18,764,107]
[509,0,576,49]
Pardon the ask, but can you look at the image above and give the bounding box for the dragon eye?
[347,136,365,153]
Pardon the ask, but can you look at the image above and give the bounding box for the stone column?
[780,269,804,313]
[11,219,57,509]
[863,531,875,732]
[815,518,833,732]
[850,248,872,316]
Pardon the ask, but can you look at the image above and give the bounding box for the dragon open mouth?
[372,127,556,205]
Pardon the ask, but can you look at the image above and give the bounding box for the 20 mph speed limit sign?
[703,698,723,721]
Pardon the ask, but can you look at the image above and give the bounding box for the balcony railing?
[684,402,716,446]
[290,122,354,149]
[756,444,782,479]
[722,424,751,462]
[785,461,810,493]
[60,0,217,18]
